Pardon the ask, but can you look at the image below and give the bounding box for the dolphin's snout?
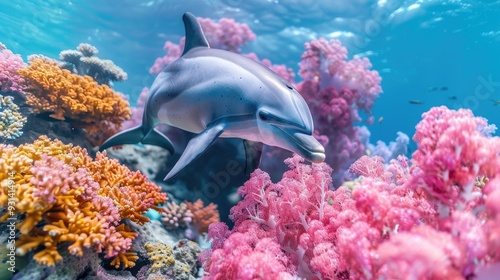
[309,151,326,163]
[291,131,325,162]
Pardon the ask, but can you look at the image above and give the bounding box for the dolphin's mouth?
[276,126,326,163]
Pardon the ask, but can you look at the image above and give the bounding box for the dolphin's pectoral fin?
[164,124,224,181]
[243,140,263,176]
[99,125,144,152]
[143,128,175,154]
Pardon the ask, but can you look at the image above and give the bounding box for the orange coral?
[185,199,220,234]
[17,58,130,145]
[0,136,167,267]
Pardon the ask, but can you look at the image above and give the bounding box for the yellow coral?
[145,242,175,272]
[0,136,167,267]
[17,59,130,145]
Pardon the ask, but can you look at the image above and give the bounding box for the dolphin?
[100,12,325,181]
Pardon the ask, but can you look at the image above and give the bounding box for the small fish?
[440,86,448,91]
[448,95,457,100]
[490,99,500,105]
[378,116,384,123]
[409,100,423,105]
[427,87,438,92]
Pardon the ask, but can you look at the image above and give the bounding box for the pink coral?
[375,225,465,279]
[0,48,26,93]
[202,106,500,279]
[197,17,255,52]
[292,38,382,186]
[410,106,500,208]
[299,38,382,102]
[348,155,394,183]
[30,154,97,204]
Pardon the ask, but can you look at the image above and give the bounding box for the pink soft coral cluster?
[410,106,500,208]
[0,48,27,93]
[299,38,381,102]
[197,17,255,52]
[201,106,500,279]
[295,38,382,185]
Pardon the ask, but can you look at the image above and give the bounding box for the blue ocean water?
[2,0,499,149]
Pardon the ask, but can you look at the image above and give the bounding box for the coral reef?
[18,58,130,146]
[1,90,94,153]
[161,201,193,230]
[185,199,220,235]
[0,95,27,139]
[59,43,127,86]
[143,240,201,280]
[0,136,167,268]
[0,46,26,93]
[200,106,500,279]
[18,58,130,122]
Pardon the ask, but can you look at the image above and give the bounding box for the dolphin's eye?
[286,84,293,90]
[259,111,270,121]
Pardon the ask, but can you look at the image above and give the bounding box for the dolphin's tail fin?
[99,125,175,154]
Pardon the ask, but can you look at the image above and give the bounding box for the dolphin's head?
[256,81,325,163]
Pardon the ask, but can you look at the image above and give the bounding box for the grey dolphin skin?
[100,12,325,181]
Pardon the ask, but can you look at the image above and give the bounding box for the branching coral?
[60,43,127,86]
[201,106,500,280]
[0,95,26,139]
[160,201,193,230]
[185,199,220,235]
[0,136,167,267]
[18,58,130,122]
[18,58,130,145]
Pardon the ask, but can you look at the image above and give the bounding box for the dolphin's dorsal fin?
[182,12,210,55]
